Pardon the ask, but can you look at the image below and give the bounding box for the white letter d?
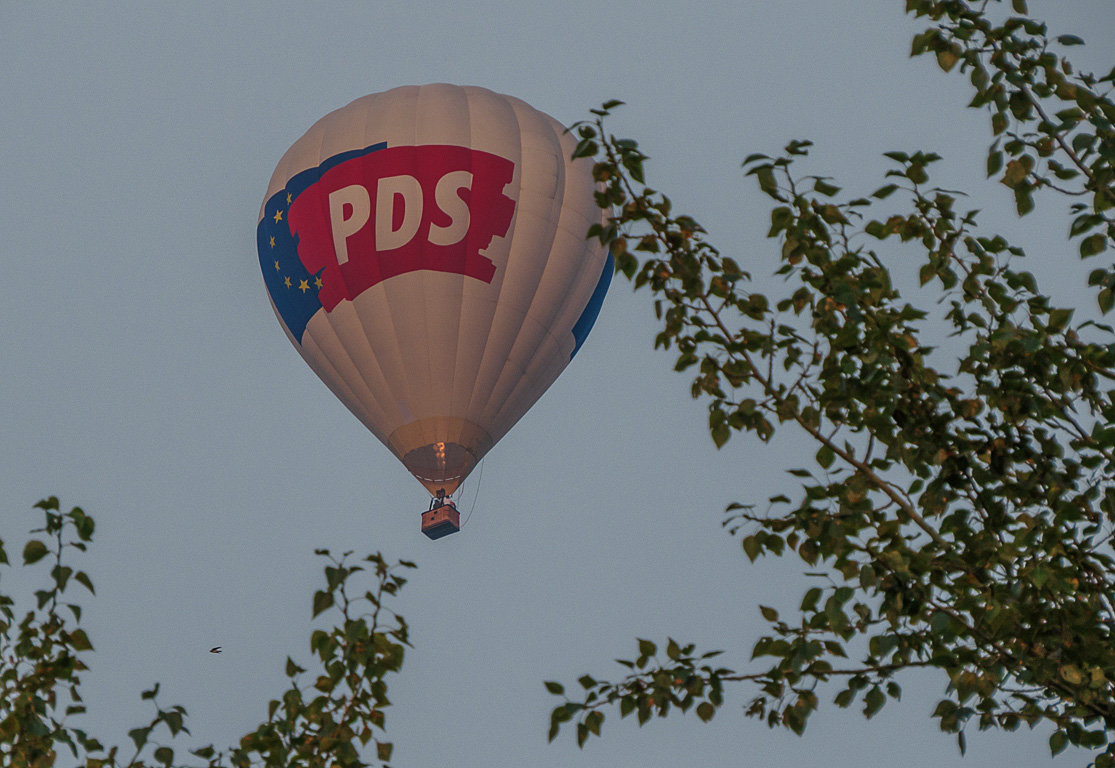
[376,175,423,251]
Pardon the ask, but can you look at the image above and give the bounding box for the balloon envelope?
[257,84,612,495]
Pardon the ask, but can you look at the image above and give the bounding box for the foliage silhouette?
[548,1,1115,763]
[0,497,413,768]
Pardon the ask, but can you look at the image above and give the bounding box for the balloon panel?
[257,84,611,494]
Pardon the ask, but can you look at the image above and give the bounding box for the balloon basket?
[421,501,460,540]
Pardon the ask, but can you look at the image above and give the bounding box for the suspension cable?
[461,460,484,527]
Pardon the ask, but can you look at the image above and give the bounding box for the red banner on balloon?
[288,145,516,311]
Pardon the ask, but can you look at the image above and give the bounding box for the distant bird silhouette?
[209,646,222,654]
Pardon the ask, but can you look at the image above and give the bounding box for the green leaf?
[863,686,885,718]
[72,510,95,541]
[24,716,50,737]
[377,742,394,762]
[74,571,95,594]
[871,184,899,200]
[165,708,186,737]
[759,605,779,622]
[936,49,959,72]
[1060,664,1084,685]
[68,628,93,651]
[1056,34,1084,46]
[1050,730,1069,756]
[52,564,72,591]
[571,138,598,160]
[864,220,887,239]
[800,587,823,612]
[754,166,778,197]
[930,611,951,635]
[986,149,1003,177]
[743,536,761,562]
[623,155,646,184]
[1002,159,1028,188]
[1048,308,1073,331]
[1080,234,1107,258]
[154,747,173,766]
[1011,0,1027,12]
[544,681,565,695]
[696,702,715,722]
[129,727,149,752]
[815,445,835,469]
[1099,288,1114,314]
[312,590,334,618]
[813,179,840,197]
[22,539,48,565]
[711,421,730,449]
[786,139,813,155]
[919,262,935,286]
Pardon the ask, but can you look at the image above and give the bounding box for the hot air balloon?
[256,84,612,538]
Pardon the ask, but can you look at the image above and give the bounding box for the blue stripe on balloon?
[256,142,387,343]
[570,249,614,359]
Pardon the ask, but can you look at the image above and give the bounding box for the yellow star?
[269,236,276,248]
[286,192,292,204]
[314,276,324,289]
[284,276,292,288]
[298,279,310,293]
[273,209,283,223]
[274,260,280,271]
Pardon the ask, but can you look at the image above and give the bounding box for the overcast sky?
[2,2,1113,766]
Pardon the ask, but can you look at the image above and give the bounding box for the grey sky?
[2,1,1113,765]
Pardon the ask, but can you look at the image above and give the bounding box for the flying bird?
[209,646,222,654]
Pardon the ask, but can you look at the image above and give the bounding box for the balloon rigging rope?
[461,459,484,527]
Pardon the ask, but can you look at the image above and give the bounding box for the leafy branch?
[0,498,414,768]
[551,1,1115,763]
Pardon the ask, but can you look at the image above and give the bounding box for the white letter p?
[328,184,371,265]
